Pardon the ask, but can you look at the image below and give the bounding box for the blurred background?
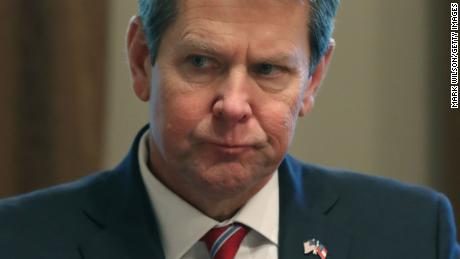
[0,0,458,237]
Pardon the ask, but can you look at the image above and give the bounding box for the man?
[0,0,459,258]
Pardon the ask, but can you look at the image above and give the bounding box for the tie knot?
[201,223,250,259]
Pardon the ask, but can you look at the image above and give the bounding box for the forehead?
[177,0,309,31]
[179,0,309,20]
[164,0,311,60]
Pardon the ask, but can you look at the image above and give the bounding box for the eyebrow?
[256,52,300,67]
[176,34,221,56]
[177,33,303,67]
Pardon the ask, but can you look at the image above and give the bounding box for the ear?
[299,39,335,117]
[127,16,152,102]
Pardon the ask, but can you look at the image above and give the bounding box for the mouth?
[208,142,254,155]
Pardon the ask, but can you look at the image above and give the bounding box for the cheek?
[155,65,214,124]
[258,102,299,154]
[153,92,213,158]
[164,97,205,135]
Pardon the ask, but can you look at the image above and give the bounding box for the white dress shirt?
[138,131,279,259]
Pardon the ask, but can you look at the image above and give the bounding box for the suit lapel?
[79,125,165,259]
[278,156,352,259]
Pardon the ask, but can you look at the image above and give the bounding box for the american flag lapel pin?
[303,239,328,259]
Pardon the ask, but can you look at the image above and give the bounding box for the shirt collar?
[138,130,279,259]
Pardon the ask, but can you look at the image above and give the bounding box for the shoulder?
[283,155,459,258]
[0,171,113,257]
[281,155,451,233]
[0,171,110,215]
[284,154,444,208]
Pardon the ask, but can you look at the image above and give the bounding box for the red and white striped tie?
[201,223,250,259]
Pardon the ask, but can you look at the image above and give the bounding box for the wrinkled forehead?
[158,0,312,66]
[178,0,311,17]
[175,0,310,30]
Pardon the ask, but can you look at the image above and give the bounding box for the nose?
[212,70,253,124]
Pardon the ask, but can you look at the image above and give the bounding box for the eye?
[190,55,210,68]
[258,64,275,75]
[254,63,284,76]
[251,62,292,92]
[179,54,221,84]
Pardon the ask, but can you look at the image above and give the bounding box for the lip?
[208,142,253,155]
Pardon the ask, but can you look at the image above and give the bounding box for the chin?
[189,159,272,196]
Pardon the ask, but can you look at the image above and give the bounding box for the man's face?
[139,0,324,196]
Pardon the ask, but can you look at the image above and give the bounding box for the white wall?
[103,0,148,167]
[290,0,430,185]
[103,0,431,186]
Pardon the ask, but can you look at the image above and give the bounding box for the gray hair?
[138,0,340,73]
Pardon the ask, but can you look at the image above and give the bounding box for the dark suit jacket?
[1,127,459,259]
